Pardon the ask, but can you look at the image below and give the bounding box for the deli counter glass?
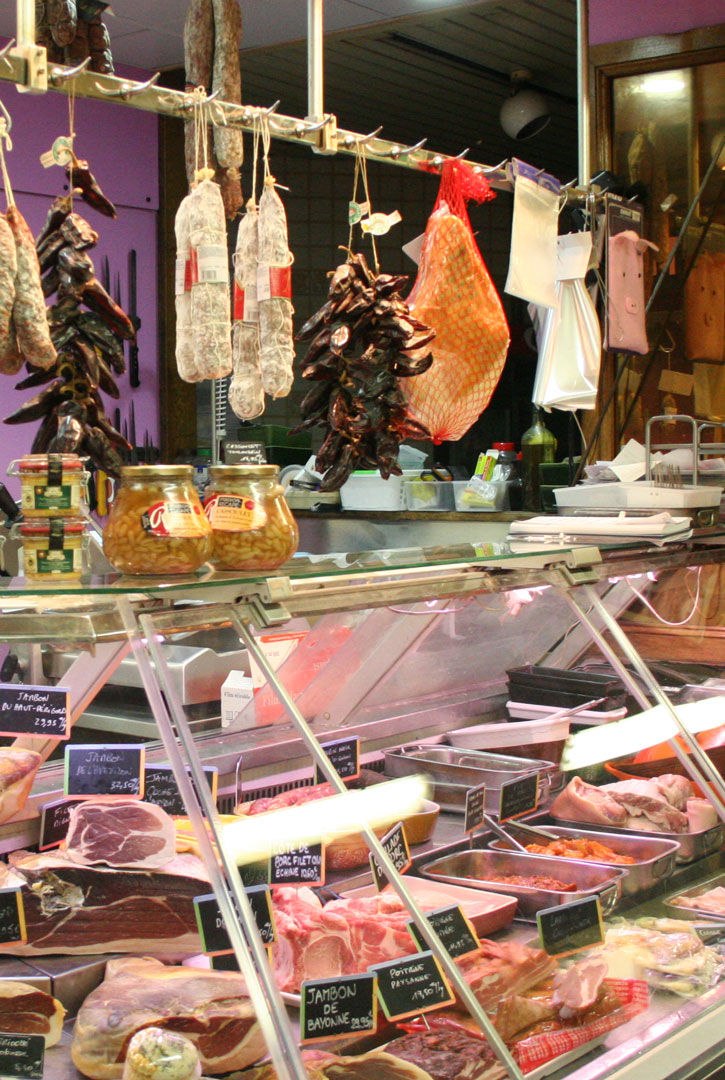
[0,530,724,1080]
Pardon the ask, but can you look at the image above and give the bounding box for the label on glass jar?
[26,548,82,576]
[204,493,267,532]
[23,484,75,512]
[142,501,209,538]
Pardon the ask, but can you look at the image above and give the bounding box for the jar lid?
[20,518,86,536]
[209,465,279,478]
[17,453,84,473]
[492,442,515,451]
[120,465,195,479]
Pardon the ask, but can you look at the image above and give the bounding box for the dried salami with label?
[187,179,233,380]
[174,194,202,383]
[229,204,264,419]
[257,180,294,398]
[7,206,57,370]
[184,0,215,190]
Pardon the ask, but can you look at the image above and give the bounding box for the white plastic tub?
[453,480,508,512]
[340,470,418,511]
[506,700,628,727]
[402,479,455,511]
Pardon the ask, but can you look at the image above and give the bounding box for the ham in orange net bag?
[402,160,510,443]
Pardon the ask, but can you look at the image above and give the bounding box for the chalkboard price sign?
[407,905,480,960]
[0,683,69,739]
[370,951,455,1021]
[64,744,145,799]
[370,821,411,892]
[301,974,377,1043]
[499,773,539,823]
[314,737,361,785]
[194,887,275,954]
[144,765,218,816]
[537,896,604,957]
[464,783,486,834]
[0,888,26,947]
[210,952,240,972]
[0,1033,44,1078]
[270,843,325,886]
[238,859,270,888]
[223,440,267,464]
[39,798,75,850]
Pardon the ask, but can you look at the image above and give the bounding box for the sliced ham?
[0,749,41,824]
[0,981,65,1046]
[552,959,608,1018]
[65,798,177,870]
[71,956,264,1080]
[1,850,207,957]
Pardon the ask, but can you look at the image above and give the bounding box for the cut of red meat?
[65,798,177,869]
[238,783,337,816]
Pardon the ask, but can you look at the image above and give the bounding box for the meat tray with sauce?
[420,849,626,920]
[487,825,680,896]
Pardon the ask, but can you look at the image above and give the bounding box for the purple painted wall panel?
[589,0,725,45]
[0,60,160,496]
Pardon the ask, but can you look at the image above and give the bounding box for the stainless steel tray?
[488,825,679,896]
[384,745,560,809]
[538,812,724,864]
[420,848,625,920]
[663,872,725,922]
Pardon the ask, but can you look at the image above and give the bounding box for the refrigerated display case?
[1,530,725,1080]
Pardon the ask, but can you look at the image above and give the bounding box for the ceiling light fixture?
[499,68,551,140]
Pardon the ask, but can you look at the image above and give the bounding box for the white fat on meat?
[0,980,65,1047]
[551,959,607,1019]
[550,777,628,827]
[551,775,693,833]
[65,799,177,869]
[686,798,718,833]
[602,780,689,832]
[672,886,725,915]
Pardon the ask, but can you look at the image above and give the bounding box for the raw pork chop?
[65,798,177,869]
[551,775,691,833]
[550,777,628,827]
[71,956,264,1080]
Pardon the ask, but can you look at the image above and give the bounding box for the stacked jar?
[103,465,213,576]
[9,454,89,581]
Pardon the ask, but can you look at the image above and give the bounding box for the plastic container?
[20,518,87,580]
[203,464,299,571]
[340,470,418,511]
[506,700,628,727]
[11,454,87,518]
[448,715,571,764]
[453,480,508,512]
[103,465,213,575]
[403,479,454,511]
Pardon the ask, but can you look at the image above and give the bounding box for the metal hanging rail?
[0,26,590,198]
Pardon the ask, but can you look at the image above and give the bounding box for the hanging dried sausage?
[0,215,17,370]
[257,181,294,397]
[229,204,264,418]
[6,206,57,370]
[211,0,243,169]
[174,194,201,383]
[187,179,232,380]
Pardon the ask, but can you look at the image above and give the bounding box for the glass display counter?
[0,529,724,1080]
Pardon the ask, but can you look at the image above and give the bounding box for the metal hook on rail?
[49,57,91,85]
[95,71,161,100]
[474,157,509,177]
[0,97,12,135]
[430,147,470,171]
[342,126,383,149]
[291,114,333,137]
[376,137,427,160]
[0,39,16,63]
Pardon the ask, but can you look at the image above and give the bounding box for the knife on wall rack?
[128,249,140,389]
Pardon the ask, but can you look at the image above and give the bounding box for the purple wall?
[0,59,159,497]
[589,0,724,45]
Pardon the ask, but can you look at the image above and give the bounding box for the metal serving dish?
[420,848,625,921]
[488,825,680,896]
[663,873,725,922]
[384,745,561,812]
[537,812,724,865]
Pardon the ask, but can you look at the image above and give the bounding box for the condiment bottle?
[521,408,556,512]
[491,442,522,511]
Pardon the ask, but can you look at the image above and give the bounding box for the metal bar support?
[118,599,306,1080]
[576,0,590,187]
[564,583,725,819]
[228,608,526,1080]
[307,0,324,122]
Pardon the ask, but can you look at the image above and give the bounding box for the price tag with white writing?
[370,951,454,1021]
[0,683,70,739]
[465,783,486,834]
[64,744,145,799]
[301,974,377,1043]
[39,798,75,850]
[314,737,360,784]
[499,773,539,823]
[370,821,411,892]
[0,1033,44,1078]
[537,896,604,957]
[407,905,480,960]
[0,889,26,947]
[270,843,325,887]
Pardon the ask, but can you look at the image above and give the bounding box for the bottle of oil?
[521,408,556,512]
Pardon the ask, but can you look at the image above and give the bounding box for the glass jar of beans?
[203,465,299,571]
[103,465,213,575]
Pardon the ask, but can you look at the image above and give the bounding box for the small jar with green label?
[11,454,87,518]
[19,518,88,580]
